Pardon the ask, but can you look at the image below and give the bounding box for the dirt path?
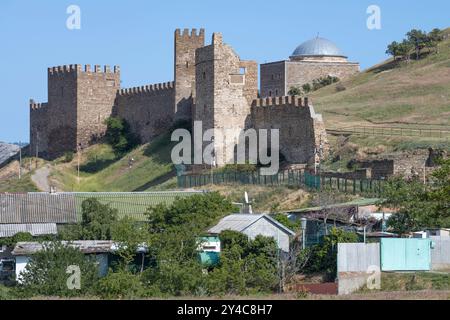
[31,164,51,192]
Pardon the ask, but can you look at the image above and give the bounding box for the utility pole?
[35,131,39,169]
[77,144,81,184]
[18,141,22,179]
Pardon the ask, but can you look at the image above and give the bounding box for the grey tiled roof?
[0,223,57,238]
[208,214,295,236]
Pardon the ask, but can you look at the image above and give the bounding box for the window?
[239,67,246,75]
[269,91,272,97]
[271,74,274,80]
[203,72,206,80]
[275,90,278,96]
[186,61,189,68]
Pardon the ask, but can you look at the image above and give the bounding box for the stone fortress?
[30,29,360,167]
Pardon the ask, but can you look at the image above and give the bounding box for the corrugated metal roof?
[12,240,115,256]
[72,191,204,221]
[0,223,57,238]
[208,214,295,236]
[0,191,205,224]
[0,193,77,224]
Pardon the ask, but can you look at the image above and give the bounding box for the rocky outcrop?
[0,142,20,165]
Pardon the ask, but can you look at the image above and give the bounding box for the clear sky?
[0,0,449,143]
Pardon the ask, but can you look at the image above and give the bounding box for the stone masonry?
[30,29,328,167]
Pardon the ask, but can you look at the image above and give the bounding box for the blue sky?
[0,0,449,143]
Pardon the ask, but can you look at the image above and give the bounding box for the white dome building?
[260,37,359,97]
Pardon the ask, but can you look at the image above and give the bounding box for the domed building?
[260,37,359,98]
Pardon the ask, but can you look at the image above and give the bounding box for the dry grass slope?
[312,28,450,130]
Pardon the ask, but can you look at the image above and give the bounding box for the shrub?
[17,242,99,298]
[64,151,74,163]
[104,117,140,157]
[96,271,145,299]
[288,86,302,96]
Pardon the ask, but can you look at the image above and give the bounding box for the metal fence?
[327,126,450,139]
[177,170,385,196]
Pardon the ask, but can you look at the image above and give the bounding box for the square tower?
[174,28,205,122]
[194,33,258,166]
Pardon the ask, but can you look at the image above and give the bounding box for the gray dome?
[291,37,346,57]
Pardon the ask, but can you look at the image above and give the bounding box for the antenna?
[244,191,253,214]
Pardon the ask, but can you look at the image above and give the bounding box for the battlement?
[48,64,120,75]
[175,28,205,39]
[29,99,49,111]
[251,96,310,108]
[118,81,175,96]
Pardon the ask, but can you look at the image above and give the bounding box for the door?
[381,238,431,271]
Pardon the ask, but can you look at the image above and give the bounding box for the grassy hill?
[49,133,178,192]
[312,28,450,130]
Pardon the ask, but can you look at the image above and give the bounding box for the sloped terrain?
[312,28,450,130]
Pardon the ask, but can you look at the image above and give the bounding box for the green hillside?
[49,133,178,192]
[312,28,450,130]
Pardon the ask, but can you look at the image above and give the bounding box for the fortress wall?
[29,102,51,158]
[250,96,325,164]
[115,82,175,143]
[285,61,359,90]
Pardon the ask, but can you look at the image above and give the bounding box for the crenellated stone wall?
[114,82,175,142]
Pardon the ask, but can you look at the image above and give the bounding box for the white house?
[12,241,115,282]
[208,214,296,252]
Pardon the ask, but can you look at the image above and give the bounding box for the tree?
[17,242,98,297]
[427,28,443,54]
[386,41,401,59]
[380,158,450,234]
[111,217,148,272]
[397,40,414,62]
[60,198,118,240]
[307,228,358,280]
[80,198,119,240]
[104,117,140,157]
[207,231,278,295]
[288,86,301,96]
[407,29,428,60]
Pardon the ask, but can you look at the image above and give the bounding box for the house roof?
[0,191,205,223]
[0,223,57,238]
[208,214,295,236]
[12,241,115,256]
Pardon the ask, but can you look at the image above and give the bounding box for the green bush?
[306,228,358,281]
[64,151,74,163]
[0,285,16,300]
[96,271,146,299]
[104,117,140,157]
[17,242,99,298]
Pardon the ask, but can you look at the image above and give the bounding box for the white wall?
[244,218,290,252]
[15,256,31,283]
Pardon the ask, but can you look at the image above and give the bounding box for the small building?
[425,228,450,238]
[12,241,115,282]
[198,236,221,267]
[208,214,295,252]
[260,37,360,98]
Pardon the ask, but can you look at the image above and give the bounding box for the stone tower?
[30,65,120,159]
[174,28,205,122]
[194,33,258,166]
